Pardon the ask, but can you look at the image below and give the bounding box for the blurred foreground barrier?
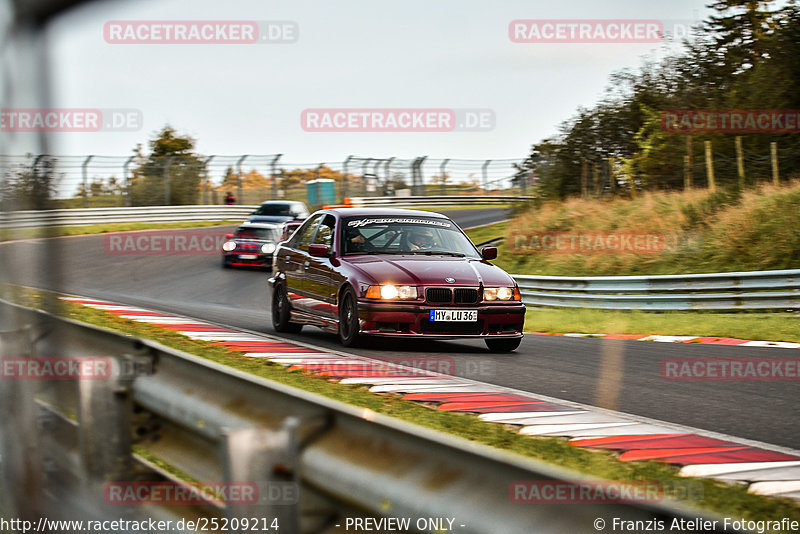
[514,269,800,310]
[0,298,716,533]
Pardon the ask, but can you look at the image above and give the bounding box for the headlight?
[484,286,518,301]
[365,284,418,300]
[222,241,236,252]
[261,243,276,254]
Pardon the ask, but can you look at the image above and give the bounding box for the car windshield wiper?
[408,250,465,257]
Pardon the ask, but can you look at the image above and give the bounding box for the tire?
[338,288,361,347]
[222,256,231,268]
[485,337,521,353]
[272,284,302,333]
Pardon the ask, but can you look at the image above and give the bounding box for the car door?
[304,214,338,320]
[279,214,323,306]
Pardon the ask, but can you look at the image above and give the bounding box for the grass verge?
[2,283,798,524]
[525,308,800,342]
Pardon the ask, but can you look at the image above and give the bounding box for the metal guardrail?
[0,299,711,533]
[343,195,535,208]
[0,205,261,229]
[514,269,800,310]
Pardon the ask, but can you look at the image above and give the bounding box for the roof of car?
[259,200,305,206]
[320,207,449,219]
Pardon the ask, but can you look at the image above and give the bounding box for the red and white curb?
[531,332,800,349]
[62,295,800,502]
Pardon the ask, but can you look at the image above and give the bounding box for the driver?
[409,227,435,251]
[346,227,368,253]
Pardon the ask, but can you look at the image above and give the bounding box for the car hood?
[342,255,515,287]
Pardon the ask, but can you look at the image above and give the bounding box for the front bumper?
[222,252,271,267]
[356,301,525,339]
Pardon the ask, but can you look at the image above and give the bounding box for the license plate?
[430,309,478,322]
[238,254,258,259]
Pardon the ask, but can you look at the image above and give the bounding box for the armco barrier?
[0,205,260,229]
[514,269,800,310]
[0,298,714,533]
[344,195,534,208]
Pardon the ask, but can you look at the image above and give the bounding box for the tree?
[129,125,204,205]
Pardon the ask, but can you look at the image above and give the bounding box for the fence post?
[704,140,716,192]
[417,156,427,195]
[771,142,779,186]
[162,157,172,205]
[81,155,93,208]
[735,136,745,189]
[123,156,134,206]
[439,159,449,195]
[383,157,395,195]
[581,158,588,198]
[203,155,215,205]
[481,159,491,193]
[592,161,599,196]
[608,157,616,194]
[342,155,352,201]
[271,154,282,200]
[685,134,693,190]
[236,155,248,205]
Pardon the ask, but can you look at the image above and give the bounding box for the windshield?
[253,204,294,216]
[341,216,480,258]
[235,227,279,240]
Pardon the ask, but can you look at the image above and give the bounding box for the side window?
[293,214,323,252]
[313,215,335,249]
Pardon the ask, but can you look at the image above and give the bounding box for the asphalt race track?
[1,207,797,448]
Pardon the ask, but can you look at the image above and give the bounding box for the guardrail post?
[361,158,372,194]
[82,155,93,208]
[271,154,282,200]
[222,418,300,533]
[770,142,779,186]
[236,155,248,205]
[77,356,135,484]
[0,325,43,520]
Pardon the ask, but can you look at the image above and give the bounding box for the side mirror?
[225,233,234,239]
[309,244,330,258]
[481,247,498,260]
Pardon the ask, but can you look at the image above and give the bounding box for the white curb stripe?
[680,461,800,478]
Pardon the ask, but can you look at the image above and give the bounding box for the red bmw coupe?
[267,208,525,352]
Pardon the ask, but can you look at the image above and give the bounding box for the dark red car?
[267,208,525,352]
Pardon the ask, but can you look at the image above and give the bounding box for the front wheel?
[338,288,361,347]
[271,284,302,333]
[485,337,521,353]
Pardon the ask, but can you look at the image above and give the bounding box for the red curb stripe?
[405,393,540,403]
[620,447,749,462]
[573,434,741,450]
[104,310,172,317]
[159,325,235,332]
[571,435,683,447]
[603,334,649,340]
[439,402,572,413]
[633,447,800,465]
[685,337,750,345]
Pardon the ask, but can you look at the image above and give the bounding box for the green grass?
[2,282,798,524]
[464,222,508,245]
[525,308,800,342]
[0,220,242,243]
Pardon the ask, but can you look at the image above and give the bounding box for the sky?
[37,0,716,167]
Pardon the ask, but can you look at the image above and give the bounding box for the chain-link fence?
[0,154,531,210]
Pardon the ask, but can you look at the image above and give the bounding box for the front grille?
[454,288,479,304]
[426,288,452,304]
[420,319,483,335]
